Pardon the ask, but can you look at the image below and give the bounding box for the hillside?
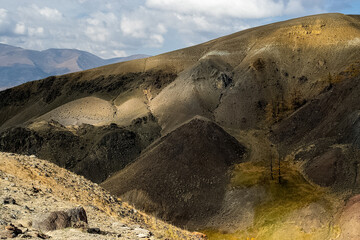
[0,43,149,89]
[0,152,204,239]
[1,13,360,239]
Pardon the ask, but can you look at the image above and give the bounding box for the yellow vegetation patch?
[253,164,326,239]
[206,161,337,240]
[331,61,360,83]
[231,162,268,188]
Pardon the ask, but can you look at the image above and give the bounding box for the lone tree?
[278,156,282,184]
[269,143,274,181]
[267,127,282,184]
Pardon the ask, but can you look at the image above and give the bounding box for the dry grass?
[204,161,337,240]
[0,152,204,240]
[252,164,325,239]
[330,61,360,84]
[231,162,268,188]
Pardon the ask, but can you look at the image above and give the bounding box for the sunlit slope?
[1,13,360,131]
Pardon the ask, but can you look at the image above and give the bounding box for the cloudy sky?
[0,0,359,58]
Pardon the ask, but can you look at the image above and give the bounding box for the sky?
[0,0,359,59]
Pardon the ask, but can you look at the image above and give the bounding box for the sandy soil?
[37,96,150,127]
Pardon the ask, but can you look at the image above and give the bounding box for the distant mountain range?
[0,43,149,89]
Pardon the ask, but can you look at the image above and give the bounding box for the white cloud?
[14,22,26,35]
[28,27,44,36]
[36,6,63,20]
[0,8,7,21]
[150,34,164,46]
[146,0,286,19]
[17,5,63,21]
[0,8,11,33]
[113,50,127,57]
[156,23,167,34]
[85,26,109,42]
[119,9,168,48]
[120,17,146,38]
[285,0,307,15]
[82,12,119,44]
[145,0,329,19]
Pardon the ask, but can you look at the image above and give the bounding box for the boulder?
[3,197,16,205]
[0,224,22,238]
[133,227,152,238]
[66,207,88,225]
[33,207,87,231]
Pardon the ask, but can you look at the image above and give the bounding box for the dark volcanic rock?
[74,129,142,183]
[305,148,344,187]
[0,127,43,155]
[0,118,161,183]
[87,228,101,234]
[302,146,360,192]
[102,118,247,229]
[3,197,16,205]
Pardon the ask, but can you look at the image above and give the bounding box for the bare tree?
[278,156,282,184]
[270,143,274,180]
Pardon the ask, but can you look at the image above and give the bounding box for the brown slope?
[150,57,233,134]
[0,152,205,240]
[152,13,360,131]
[271,67,360,192]
[101,118,247,229]
[1,13,360,131]
[273,69,360,151]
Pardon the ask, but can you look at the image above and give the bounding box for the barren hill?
[1,13,360,239]
[102,117,246,229]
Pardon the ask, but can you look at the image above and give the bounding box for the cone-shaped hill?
[101,117,247,229]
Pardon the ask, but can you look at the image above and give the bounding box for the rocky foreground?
[0,152,205,239]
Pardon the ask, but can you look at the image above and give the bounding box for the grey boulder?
[33,207,87,231]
